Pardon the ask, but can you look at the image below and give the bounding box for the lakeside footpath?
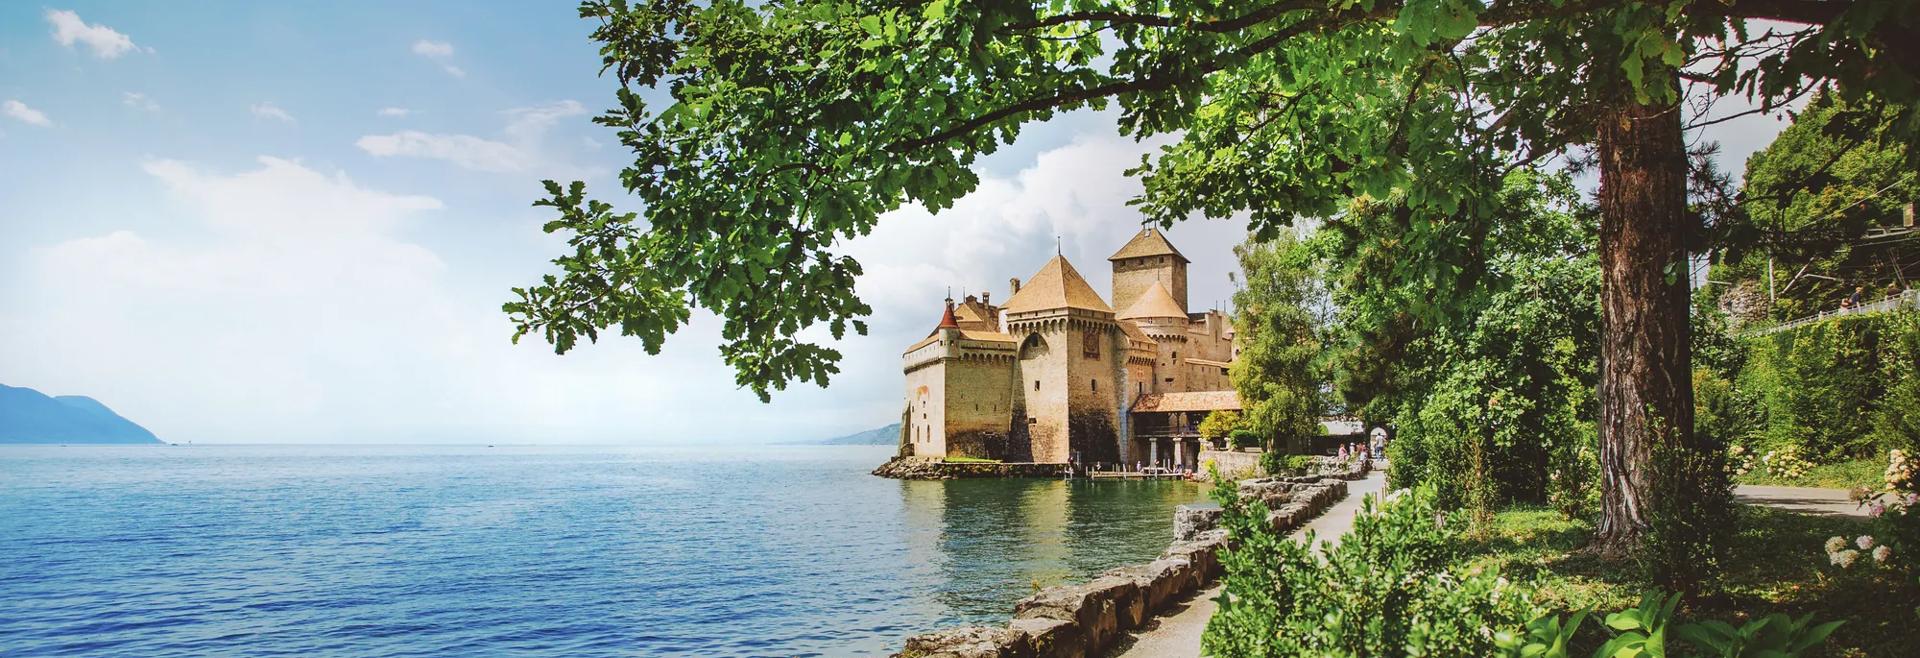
[1106,477,1865,658]
[1106,471,1389,658]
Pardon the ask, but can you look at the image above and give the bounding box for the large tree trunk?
[1591,78,1695,559]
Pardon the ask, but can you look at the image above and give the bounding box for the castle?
[900,228,1240,470]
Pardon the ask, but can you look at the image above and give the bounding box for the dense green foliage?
[1229,231,1325,454]
[1700,310,1920,462]
[505,0,1918,400]
[1202,482,1855,657]
[1323,170,1600,519]
[1204,484,1540,656]
[1197,409,1243,443]
[1708,92,1919,323]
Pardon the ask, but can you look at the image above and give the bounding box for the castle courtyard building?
[900,228,1240,468]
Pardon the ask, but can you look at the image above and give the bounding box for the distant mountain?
[817,423,901,445]
[0,384,161,444]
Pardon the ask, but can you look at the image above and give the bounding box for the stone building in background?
[899,228,1240,468]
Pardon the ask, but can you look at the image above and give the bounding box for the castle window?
[1034,380,1041,391]
[1091,379,1098,392]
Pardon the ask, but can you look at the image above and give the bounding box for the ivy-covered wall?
[1722,310,1920,459]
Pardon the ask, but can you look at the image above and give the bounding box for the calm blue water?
[0,445,1202,657]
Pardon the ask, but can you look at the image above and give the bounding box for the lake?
[0,444,1205,656]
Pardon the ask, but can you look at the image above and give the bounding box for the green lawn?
[1736,457,1883,490]
[1461,505,1916,657]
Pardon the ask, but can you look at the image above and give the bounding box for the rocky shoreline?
[871,456,1071,480]
[891,470,1361,658]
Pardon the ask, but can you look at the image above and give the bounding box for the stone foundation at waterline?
[891,476,1350,658]
[871,456,1070,480]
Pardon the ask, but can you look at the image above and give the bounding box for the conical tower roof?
[1108,227,1188,263]
[937,298,960,329]
[1116,280,1187,320]
[1003,255,1113,314]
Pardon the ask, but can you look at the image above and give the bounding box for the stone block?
[1008,617,1082,658]
[1084,575,1145,629]
[897,625,1024,658]
[1161,541,1219,583]
[1144,556,1196,603]
[1014,580,1125,656]
[1173,503,1222,541]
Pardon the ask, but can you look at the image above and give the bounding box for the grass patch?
[1462,505,1916,657]
[1737,457,1882,489]
[942,456,1001,464]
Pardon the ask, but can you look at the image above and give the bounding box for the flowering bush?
[1844,450,1920,585]
[1727,444,1757,476]
[1761,444,1814,479]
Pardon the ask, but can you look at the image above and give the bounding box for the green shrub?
[1199,410,1243,443]
[1739,311,1919,460]
[1203,483,1541,657]
[1499,592,1843,658]
[1228,428,1259,449]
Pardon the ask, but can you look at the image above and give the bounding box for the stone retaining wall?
[892,476,1351,658]
[873,456,1071,480]
[1196,449,1262,480]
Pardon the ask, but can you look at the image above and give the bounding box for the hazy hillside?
[0,384,161,444]
[818,423,900,445]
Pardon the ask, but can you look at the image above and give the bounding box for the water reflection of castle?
[900,228,1241,469]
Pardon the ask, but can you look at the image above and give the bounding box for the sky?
[0,3,1801,444]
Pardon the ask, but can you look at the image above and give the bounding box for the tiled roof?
[905,334,939,353]
[1117,280,1188,320]
[953,298,999,332]
[959,330,1016,343]
[1003,255,1113,314]
[1131,390,1242,413]
[1108,227,1189,263]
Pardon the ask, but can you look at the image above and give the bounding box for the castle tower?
[1108,227,1189,316]
[901,296,1017,459]
[1002,255,1127,465]
[1117,280,1192,394]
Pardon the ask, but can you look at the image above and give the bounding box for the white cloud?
[377,107,412,117]
[250,102,295,123]
[411,40,454,58]
[356,100,588,175]
[0,155,786,443]
[411,39,465,78]
[356,131,529,173]
[123,92,160,112]
[45,9,140,59]
[3,100,52,126]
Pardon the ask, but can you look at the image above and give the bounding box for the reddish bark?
[1591,78,1696,558]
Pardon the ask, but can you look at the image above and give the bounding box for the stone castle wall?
[902,359,947,458]
[942,356,1013,460]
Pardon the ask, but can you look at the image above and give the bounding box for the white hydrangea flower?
[1825,536,1847,554]
[1834,549,1861,568]
[1857,535,1875,550]
[1873,545,1893,563]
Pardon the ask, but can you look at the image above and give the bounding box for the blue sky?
[0,4,1797,444]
